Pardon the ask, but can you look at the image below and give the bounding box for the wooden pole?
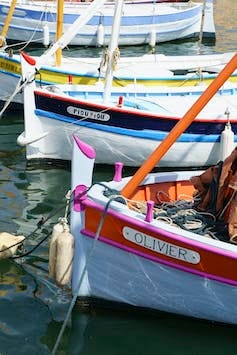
[55,0,63,66]
[121,53,237,199]
[198,0,207,54]
[0,0,17,47]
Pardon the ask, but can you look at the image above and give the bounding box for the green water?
[1,0,237,353]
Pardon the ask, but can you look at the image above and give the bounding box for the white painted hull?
[0,0,215,46]
[0,50,235,107]
[73,229,237,324]
[18,115,223,167]
[18,51,237,168]
[69,140,237,325]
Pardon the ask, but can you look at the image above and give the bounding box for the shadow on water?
[2,251,237,355]
[44,306,237,355]
[0,257,72,355]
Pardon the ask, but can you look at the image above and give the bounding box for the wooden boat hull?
[18,118,225,167]
[70,136,237,324]
[17,78,237,167]
[0,50,236,107]
[0,0,215,46]
[73,219,237,323]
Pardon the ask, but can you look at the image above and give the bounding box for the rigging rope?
[51,192,122,355]
[0,78,27,117]
[0,188,72,258]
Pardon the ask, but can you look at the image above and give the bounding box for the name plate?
[67,106,110,121]
[123,226,200,264]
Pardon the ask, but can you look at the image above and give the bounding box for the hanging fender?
[49,219,74,287]
[219,122,235,162]
[43,23,50,47]
[97,23,104,47]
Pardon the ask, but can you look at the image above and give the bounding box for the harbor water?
[1,0,237,353]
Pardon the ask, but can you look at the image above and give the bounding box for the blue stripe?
[64,86,237,100]
[0,3,201,26]
[36,109,237,143]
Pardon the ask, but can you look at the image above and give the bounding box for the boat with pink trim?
[67,55,237,324]
[69,131,237,324]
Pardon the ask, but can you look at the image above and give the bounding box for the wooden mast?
[103,0,123,103]
[121,53,237,199]
[55,0,64,66]
[37,0,105,70]
[0,0,17,47]
[198,0,207,53]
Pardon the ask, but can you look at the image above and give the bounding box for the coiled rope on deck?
[103,186,229,242]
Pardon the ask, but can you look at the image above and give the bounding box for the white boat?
[67,130,237,325]
[18,49,237,168]
[0,0,230,112]
[0,0,215,47]
[0,49,236,108]
[61,54,237,326]
[16,0,236,168]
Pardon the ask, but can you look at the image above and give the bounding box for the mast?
[121,53,237,199]
[55,0,64,66]
[37,0,106,70]
[0,0,17,47]
[103,0,123,103]
[198,0,207,54]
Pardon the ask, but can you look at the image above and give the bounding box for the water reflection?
[59,307,237,355]
[1,1,237,353]
[0,259,51,354]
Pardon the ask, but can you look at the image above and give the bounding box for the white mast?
[36,0,106,70]
[103,0,123,103]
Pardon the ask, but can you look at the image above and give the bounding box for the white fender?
[55,224,74,287]
[97,23,104,47]
[49,220,65,279]
[149,29,156,48]
[0,232,25,259]
[49,219,74,287]
[43,23,50,47]
[219,122,235,161]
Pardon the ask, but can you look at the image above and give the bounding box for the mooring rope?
[51,193,123,355]
[0,77,27,117]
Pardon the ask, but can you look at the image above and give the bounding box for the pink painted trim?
[145,201,154,222]
[74,185,87,212]
[113,162,124,182]
[73,134,96,159]
[84,199,237,260]
[81,228,237,287]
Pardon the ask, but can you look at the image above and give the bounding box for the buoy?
[49,220,65,279]
[49,218,74,287]
[0,232,25,259]
[97,23,104,47]
[43,23,50,47]
[219,121,235,162]
[149,29,156,49]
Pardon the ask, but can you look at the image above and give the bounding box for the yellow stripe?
[1,55,237,88]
